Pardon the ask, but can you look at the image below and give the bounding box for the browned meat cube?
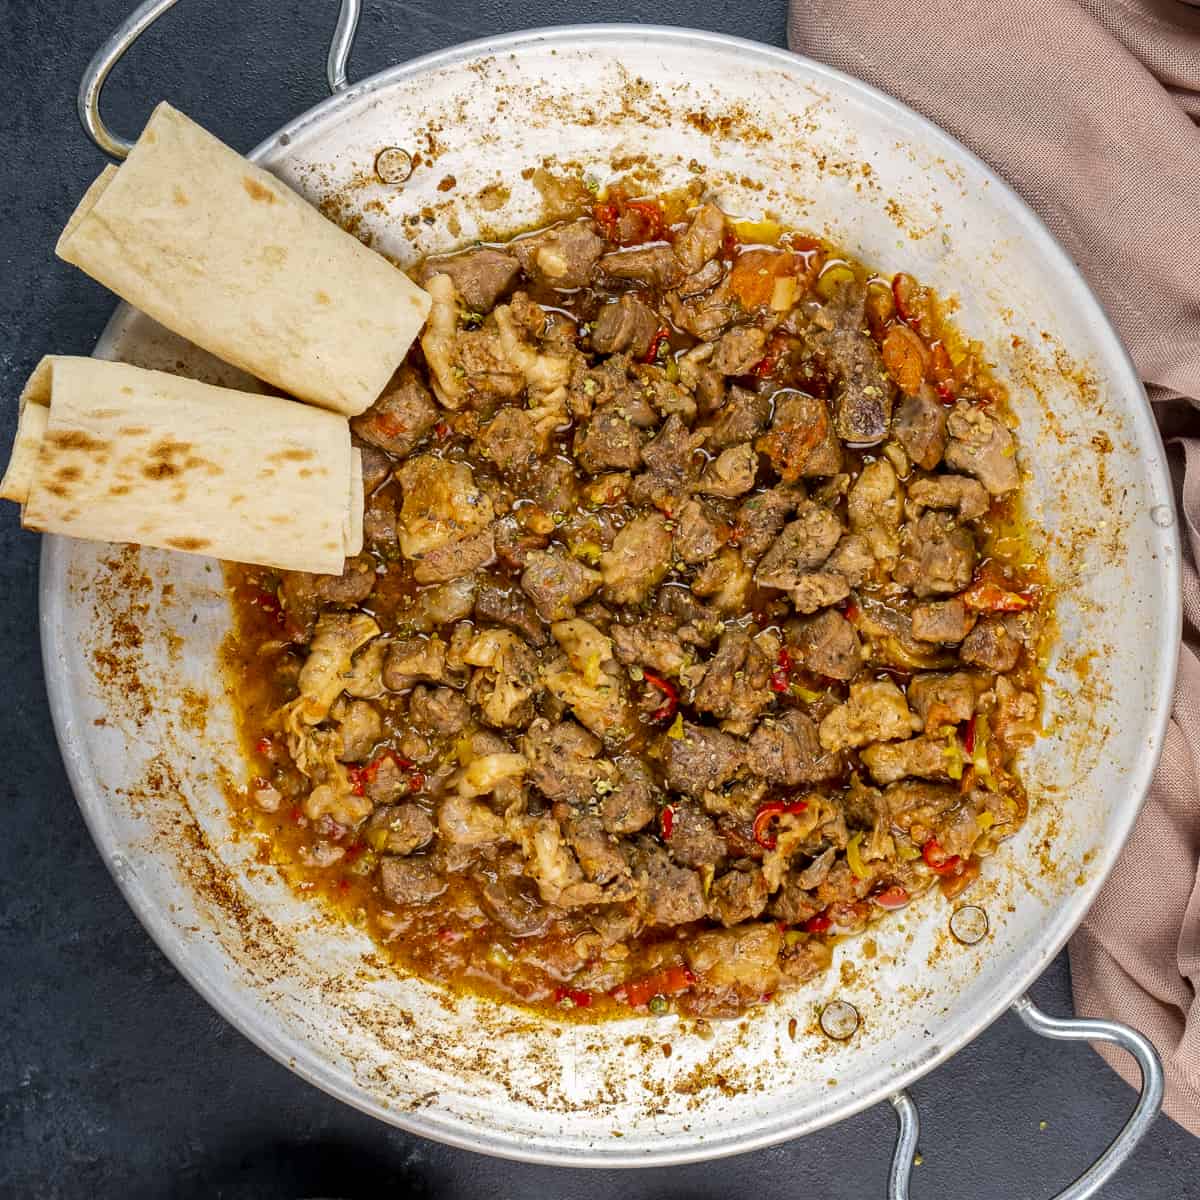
[626,839,706,926]
[419,246,520,311]
[793,609,862,680]
[674,202,727,273]
[590,294,660,358]
[893,385,948,470]
[512,219,604,289]
[379,857,447,906]
[599,245,683,288]
[894,513,976,598]
[944,401,1020,495]
[911,597,977,644]
[704,385,772,453]
[573,407,644,474]
[521,550,603,622]
[708,867,770,927]
[755,502,844,590]
[712,326,768,375]
[666,802,727,868]
[661,722,746,797]
[757,392,843,480]
[280,554,377,640]
[364,803,435,855]
[746,710,840,784]
[475,407,537,475]
[350,365,439,458]
[959,614,1024,671]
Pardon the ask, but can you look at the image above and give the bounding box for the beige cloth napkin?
[788,0,1200,1135]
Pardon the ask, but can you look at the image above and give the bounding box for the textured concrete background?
[1,3,1197,1197]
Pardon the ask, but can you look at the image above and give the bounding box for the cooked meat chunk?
[825,533,875,587]
[757,392,843,480]
[847,458,903,563]
[944,402,1020,495]
[808,281,894,444]
[420,246,520,310]
[673,498,727,564]
[789,571,852,614]
[626,839,707,926]
[412,527,496,585]
[638,413,705,490]
[908,671,980,731]
[860,735,953,785]
[380,857,447,906]
[363,488,400,558]
[280,555,377,639]
[573,407,643,474]
[529,457,579,515]
[521,550,603,622]
[599,245,683,288]
[591,294,660,358]
[357,442,392,492]
[408,685,470,736]
[768,868,825,925]
[365,803,435,855]
[602,756,660,834]
[465,628,542,728]
[666,802,727,868]
[522,718,611,804]
[819,679,921,751]
[610,619,687,676]
[692,630,774,734]
[698,443,759,498]
[397,455,493,559]
[476,407,538,475]
[541,655,635,743]
[911,598,977,644]
[332,697,383,761]
[685,924,783,1000]
[351,365,439,457]
[362,752,411,805]
[674,202,727,273]
[755,502,844,590]
[474,581,548,647]
[894,513,976,598]
[704,386,772,453]
[960,614,1024,672]
[599,513,672,605]
[561,812,631,887]
[746,710,839,784]
[712,326,768,375]
[792,609,862,680]
[708,868,770,927]
[734,486,800,562]
[662,722,746,797]
[512,219,604,289]
[691,548,754,614]
[907,474,990,521]
[383,635,448,691]
[893,384,949,470]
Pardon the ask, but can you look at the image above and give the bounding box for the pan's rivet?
[1150,505,1174,529]
[375,147,414,186]
[819,999,860,1041]
[949,904,989,945]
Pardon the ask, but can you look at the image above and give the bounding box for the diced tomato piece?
[613,964,695,1009]
[873,885,911,910]
[554,986,594,1008]
[922,838,963,877]
[960,580,1034,612]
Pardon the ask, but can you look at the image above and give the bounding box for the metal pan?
[43,3,1176,1194]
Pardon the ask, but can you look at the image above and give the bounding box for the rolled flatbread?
[56,102,431,417]
[2,356,362,574]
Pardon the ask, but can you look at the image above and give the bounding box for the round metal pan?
[42,5,1175,1193]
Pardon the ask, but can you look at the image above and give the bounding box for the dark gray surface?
[0,2,1196,1197]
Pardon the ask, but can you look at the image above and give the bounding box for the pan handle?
[888,995,1163,1200]
[78,0,365,159]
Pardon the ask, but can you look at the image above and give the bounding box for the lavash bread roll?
[56,102,431,417]
[1,356,362,574]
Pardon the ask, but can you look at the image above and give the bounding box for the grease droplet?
[949,904,989,945]
[1151,504,1174,528]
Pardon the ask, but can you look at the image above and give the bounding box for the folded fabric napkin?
[788,0,1200,1135]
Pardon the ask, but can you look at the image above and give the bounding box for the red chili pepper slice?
[922,837,964,877]
[252,588,285,627]
[751,350,779,379]
[873,885,911,910]
[554,986,594,1009]
[349,749,417,797]
[963,716,977,757]
[623,199,666,242]
[613,965,695,1009]
[408,771,426,793]
[642,326,671,364]
[660,804,676,840]
[804,912,832,934]
[752,800,809,850]
[770,647,795,693]
[255,736,274,758]
[960,580,1033,613]
[592,200,621,241]
[434,419,451,440]
[642,671,678,723]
